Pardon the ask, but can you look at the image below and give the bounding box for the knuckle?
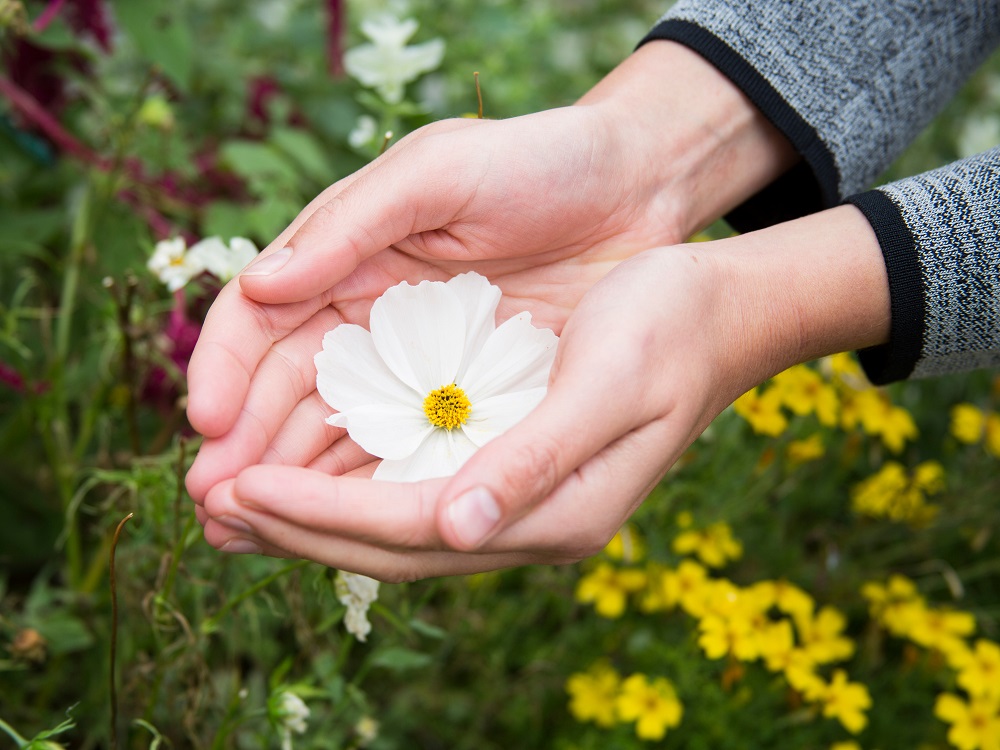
[496,434,563,510]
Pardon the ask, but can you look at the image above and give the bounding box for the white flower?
[315,272,557,482]
[344,14,444,104]
[348,114,379,148]
[276,691,310,735]
[335,570,380,642]
[273,690,309,750]
[147,237,204,291]
[354,716,380,746]
[188,236,260,282]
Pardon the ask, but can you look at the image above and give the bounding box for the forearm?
[711,204,890,391]
[575,40,800,239]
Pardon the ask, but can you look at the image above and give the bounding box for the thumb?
[238,120,484,305]
[436,330,649,551]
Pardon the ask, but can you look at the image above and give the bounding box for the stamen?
[423,383,471,430]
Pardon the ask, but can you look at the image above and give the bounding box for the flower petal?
[373,426,479,481]
[446,272,502,381]
[369,280,466,393]
[315,325,418,414]
[461,387,547,447]
[462,312,557,401]
[335,403,433,460]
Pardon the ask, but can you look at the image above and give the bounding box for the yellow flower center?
[423,383,471,430]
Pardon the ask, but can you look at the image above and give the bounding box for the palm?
[186,108,685,501]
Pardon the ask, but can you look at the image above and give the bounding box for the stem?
[474,72,483,119]
[109,512,135,750]
[200,561,310,634]
[0,718,27,747]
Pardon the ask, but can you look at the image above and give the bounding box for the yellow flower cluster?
[672,519,743,569]
[566,661,683,741]
[733,357,918,454]
[950,403,1000,457]
[575,525,872,736]
[850,461,945,525]
[862,575,1000,750]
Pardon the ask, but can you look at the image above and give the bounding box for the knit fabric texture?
[642,1,1000,382]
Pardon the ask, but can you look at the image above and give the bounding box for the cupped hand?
[185,41,800,513]
[184,107,687,502]
[196,244,755,579]
[196,203,890,581]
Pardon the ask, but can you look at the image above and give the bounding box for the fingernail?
[217,515,253,534]
[447,486,501,548]
[242,246,292,276]
[221,538,261,555]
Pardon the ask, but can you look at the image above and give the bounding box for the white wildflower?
[348,114,379,148]
[188,236,260,282]
[335,570,380,642]
[344,14,444,104]
[315,272,557,482]
[147,237,204,292]
[354,716,380,746]
[274,690,310,750]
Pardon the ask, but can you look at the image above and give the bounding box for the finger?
[184,180,346,438]
[237,120,489,305]
[201,474,533,581]
[436,313,666,551]
[185,304,344,501]
[185,286,333,439]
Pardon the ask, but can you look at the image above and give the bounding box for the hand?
[197,206,890,581]
[184,41,798,504]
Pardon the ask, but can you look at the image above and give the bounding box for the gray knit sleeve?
[641,1,1000,229]
[847,150,1000,383]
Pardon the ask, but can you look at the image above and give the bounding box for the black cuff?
[846,190,925,384]
[638,19,839,232]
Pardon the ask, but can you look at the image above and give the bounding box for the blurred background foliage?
[1,0,999,748]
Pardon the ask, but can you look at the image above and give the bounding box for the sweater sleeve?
[846,149,1000,384]
[640,1,1000,231]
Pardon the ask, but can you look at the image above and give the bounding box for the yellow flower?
[952,403,987,444]
[851,462,943,525]
[575,562,647,619]
[565,661,621,728]
[845,389,918,452]
[908,607,976,658]
[733,387,788,436]
[787,433,826,464]
[861,574,924,635]
[672,521,743,569]
[935,692,1000,750]
[750,579,816,621]
[673,560,711,618]
[772,365,839,426]
[758,619,819,691]
[795,606,855,664]
[604,525,645,564]
[698,613,760,662]
[806,670,873,735]
[831,742,863,750]
[951,640,1000,700]
[827,352,864,380]
[987,414,1000,458]
[640,563,680,613]
[615,674,684,741]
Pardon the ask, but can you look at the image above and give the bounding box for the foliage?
[1,0,999,748]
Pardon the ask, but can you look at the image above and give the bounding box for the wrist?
[577,41,799,239]
[711,204,891,388]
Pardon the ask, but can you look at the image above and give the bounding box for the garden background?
[1,0,999,748]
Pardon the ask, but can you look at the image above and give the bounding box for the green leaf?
[369,647,433,672]
[408,618,447,640]
[219,140,299,184]
[113,2,194,92]
[269,128,336,184]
